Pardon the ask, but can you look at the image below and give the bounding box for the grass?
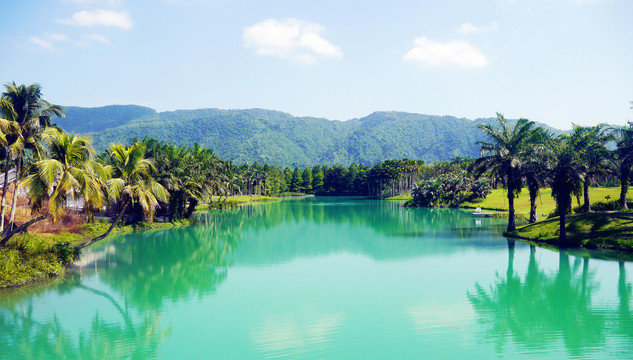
[0,219,192,289]
[462,186,629,217]
[510,211,633,252]
[196,195,281,211]
[385,194,413,200]
[210,195,281,204]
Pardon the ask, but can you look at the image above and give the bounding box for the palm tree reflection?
[467,242,629,356]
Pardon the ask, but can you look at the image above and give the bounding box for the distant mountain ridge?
[59,105,564,167]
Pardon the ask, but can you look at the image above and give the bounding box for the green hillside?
[59,105,157,133]
[58,105,563,167]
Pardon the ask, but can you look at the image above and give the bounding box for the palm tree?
[79,142,168,248]
[550,135,585,246]
[568,124,613,212]
[0,129,107,246]
[1,82,64,233]
[0,99,23,234]
[473,113,539,232]
[522,128,555,223]
[616,122,633,210]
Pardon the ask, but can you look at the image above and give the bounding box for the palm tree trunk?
[583,179,591,213]
[7,157,21,232]
[0,158,11,232]
[620,162,630,210]
[0,212,50,246]
[79,199,129,249]
[528,183,538,223]
[559,200,568,247]
[507,186,516,232]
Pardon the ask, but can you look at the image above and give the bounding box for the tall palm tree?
[0,129,106,246]
[568,124,613,212]
[522,128,555,223]
[616,122,633,210]
[1,82,64,233]
[551,135,585,246]
[473,113,539,232]
[0,99,22,234]
[79,142,168,248]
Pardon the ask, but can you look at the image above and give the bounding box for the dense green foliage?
[59,106,563,168]
[61,105,157,133]
[405,171,490,208]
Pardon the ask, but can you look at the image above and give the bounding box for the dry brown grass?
[1,183,85,235]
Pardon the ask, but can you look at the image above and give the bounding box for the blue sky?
[2,0,632,129]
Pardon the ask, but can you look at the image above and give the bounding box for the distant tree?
[291,167,303,192]
[283,167,293,192]
[312,165,324,193]
[302,167,313,193]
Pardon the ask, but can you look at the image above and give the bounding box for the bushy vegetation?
[405,172,490,208]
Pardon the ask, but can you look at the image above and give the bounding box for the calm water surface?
[1,197,632,359]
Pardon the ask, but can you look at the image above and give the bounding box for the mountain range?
[58,105,564,168]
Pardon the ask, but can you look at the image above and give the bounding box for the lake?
[1,197,632,359]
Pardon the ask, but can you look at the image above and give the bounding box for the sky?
[2,0,632,130]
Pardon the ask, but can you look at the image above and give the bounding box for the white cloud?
[59,9,133,30]
[47,33,70,42]
[457,22,498,35]
[84,33,111,45]
[243,18,343,64]
[29,33,70,50]
[403,36,488,68]
[64,0,122,6]
[30,37,55,51]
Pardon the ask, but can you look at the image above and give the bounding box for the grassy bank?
[0,219,192,289]
[463,187,629,216]
[196,195,281,210]
[385,194,412,200]
[509,212,633,252]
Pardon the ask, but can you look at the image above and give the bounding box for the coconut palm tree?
[1,82,64,233]
[551,135,585,246]
[473,113,539,232]
[522,128,556,223]
[79,142,168,248]
[568,124,614,212]
[0,129,107,246]
[616,122,633,210]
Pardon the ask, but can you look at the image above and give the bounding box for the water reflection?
[0,274,169,360]
[1,198,632,359]
[468,243,633,358]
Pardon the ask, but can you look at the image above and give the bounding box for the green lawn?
[510,212,633,252]
[209,195,281,204]
[463,187,629,217]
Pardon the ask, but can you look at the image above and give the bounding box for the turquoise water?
[1,197,632,359]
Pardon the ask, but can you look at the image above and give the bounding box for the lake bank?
[0,195,280,289]
[507,211,633,253]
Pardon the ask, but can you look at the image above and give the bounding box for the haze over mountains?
[59,105,563,168]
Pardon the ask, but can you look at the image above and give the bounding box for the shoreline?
[0,195,284,290]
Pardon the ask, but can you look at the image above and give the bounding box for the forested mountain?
[58,105,562,167]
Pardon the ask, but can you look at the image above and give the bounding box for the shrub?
[405,172,491,208]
